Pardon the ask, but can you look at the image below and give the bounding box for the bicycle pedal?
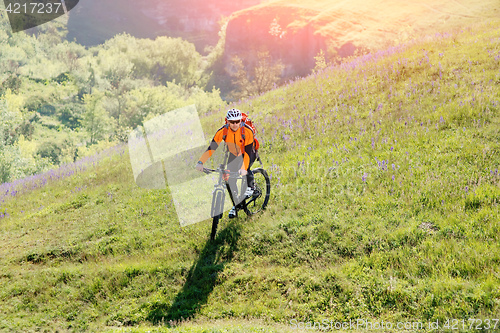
[228,207,238,218]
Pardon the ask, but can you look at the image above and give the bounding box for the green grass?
[1,21,500,332]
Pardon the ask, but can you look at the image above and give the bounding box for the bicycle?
[203,155,270,240]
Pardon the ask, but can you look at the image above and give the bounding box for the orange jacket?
[199,124,255,170]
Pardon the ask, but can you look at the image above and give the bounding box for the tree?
[52,41,88,72]
[0,91,34,183]
[201,17,236,97]
[230,55,251,99]
[0,90,24,146]
[82,92,111,145]
[100,34,204,88]
[230,50,284,100]
[147,36,203,87]
[121,86,182,129]
[36,141,62,165]
[313,49,328,73]
[253,51,284,95]
[269,17,286,39]
[0,74,22,96]
[56,103,85,130]
[98,49,135,128]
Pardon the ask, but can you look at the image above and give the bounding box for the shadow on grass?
[146,220,241,324]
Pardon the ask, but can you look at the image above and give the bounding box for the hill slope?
[225,0,500,74]
[66,0,262,50]
[1,20,500,332]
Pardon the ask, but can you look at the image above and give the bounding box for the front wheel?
[210,215,220,241]
[210,189,225,240]
[244,168,270,216]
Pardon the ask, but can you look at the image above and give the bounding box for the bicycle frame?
[206,146,253,216]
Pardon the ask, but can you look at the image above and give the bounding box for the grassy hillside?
[230,0,500,52]
[1,20,500,332]
[224,0,500,77]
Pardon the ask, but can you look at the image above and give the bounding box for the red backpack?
[223,112,260,151]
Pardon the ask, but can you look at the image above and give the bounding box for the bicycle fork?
[211,187,225,219]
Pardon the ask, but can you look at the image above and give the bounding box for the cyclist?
[196,108,256,218]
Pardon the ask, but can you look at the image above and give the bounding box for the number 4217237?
[5,2,64,14]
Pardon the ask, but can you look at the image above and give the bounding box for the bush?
[56,103,85,130]
[36,141,62,165]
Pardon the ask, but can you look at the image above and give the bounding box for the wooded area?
[0,11,277,184]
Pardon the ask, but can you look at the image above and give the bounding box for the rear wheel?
[244,168,270,216]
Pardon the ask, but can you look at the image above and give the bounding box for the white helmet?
[226,108,242,121]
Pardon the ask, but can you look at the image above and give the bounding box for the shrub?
[36,141,62,165]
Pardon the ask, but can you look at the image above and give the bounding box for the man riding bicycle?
[196,108,256,218]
